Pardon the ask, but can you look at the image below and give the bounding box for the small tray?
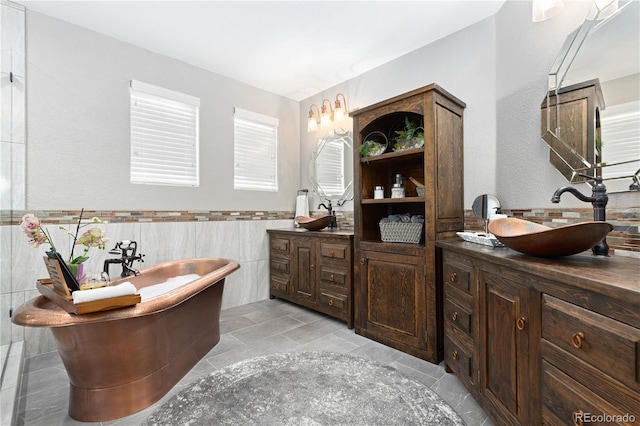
[456,231,504,248]
[36,279,141,315]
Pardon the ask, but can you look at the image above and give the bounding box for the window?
[234,108,279,191]
[130,80,200,186]
[601,100,640,179]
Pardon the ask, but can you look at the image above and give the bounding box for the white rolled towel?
[294,194,309,227]
[72,282,138,304]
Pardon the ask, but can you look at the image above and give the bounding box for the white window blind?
[234,107,279,191]
[316,141,345,196]
[601,100,640,179]
[130,80,200,186]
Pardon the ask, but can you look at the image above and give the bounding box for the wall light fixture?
[307,93,349,132]
[532,0,565,22]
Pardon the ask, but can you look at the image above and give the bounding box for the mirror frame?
[309,128,354,206]
[542,0,639,187]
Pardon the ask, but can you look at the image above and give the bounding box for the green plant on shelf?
[393,117,424,151]
[359,139,386,159]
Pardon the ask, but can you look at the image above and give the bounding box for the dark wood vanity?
[437,239,640,426]
[268,229,354,328]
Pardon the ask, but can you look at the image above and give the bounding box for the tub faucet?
[318,200,337,229]
[551,174,609,256]
[103,240,145,279]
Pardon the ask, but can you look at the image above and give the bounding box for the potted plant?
[393,117,424,151]
[359,131,388,159]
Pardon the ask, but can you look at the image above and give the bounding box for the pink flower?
[20,214,50,248]
[77,228,108,249]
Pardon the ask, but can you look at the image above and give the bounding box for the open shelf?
[360,147,424,164]
[362,197,424,204]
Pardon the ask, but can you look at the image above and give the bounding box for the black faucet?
[318,200,337,229]
[103,240,145,279]
[551,174,609,256]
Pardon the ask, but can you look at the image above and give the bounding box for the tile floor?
[15,299,493,426]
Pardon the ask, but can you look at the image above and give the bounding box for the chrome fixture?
[103,240,145,278]
[551,174,609,255]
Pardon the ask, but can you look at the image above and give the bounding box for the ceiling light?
[532,0,565,22]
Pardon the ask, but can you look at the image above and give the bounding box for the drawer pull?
[329,250,335,257]
[450,272,457,283]
[329,274,334,282]
[329,298,334,306]
[516,317,526,331]
[310,264,315,270]
[451,351,459,360]
[571,332,585,349]
[451,311,458,321]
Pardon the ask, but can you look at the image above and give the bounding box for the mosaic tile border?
[2,207,638,253]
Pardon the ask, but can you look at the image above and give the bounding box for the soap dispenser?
[391,174,405,198]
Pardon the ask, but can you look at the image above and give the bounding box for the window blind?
[234,108,279,191]
[601,100,640,179]
[316,141,345,196]
[130,80,200,186]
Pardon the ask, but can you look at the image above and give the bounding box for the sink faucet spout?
[550,174,609,255]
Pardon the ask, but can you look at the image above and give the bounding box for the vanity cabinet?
[541,79,604,182]
[267,229,354,328]
[351,84,465,363]
[438,239,640,426]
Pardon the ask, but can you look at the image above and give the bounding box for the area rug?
[142,351,466,425]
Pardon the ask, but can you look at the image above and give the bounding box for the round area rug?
[142,351,465,426]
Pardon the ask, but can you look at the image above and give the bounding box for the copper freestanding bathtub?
[12,258,239,422]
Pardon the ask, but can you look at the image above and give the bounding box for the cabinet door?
[478,269,530,425]
[293,239,317,303]
[359,249,426,351]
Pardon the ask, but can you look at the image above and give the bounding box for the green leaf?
[70,256,89,265]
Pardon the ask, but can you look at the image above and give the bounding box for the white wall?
[26,11,300,211]
[302,0,638,211]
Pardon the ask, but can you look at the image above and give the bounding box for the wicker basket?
[380,222,423,244]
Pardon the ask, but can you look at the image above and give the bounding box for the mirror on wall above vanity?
[541,0,640,193]
[309,128,354,207]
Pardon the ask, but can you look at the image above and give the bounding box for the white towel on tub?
[138,273,201,302]
[72,282,137,304]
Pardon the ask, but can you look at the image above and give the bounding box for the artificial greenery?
[393,117,424,151]
[359,138,386,158]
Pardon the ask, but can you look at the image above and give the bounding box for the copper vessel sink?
[488,217,614,257]
[296,215,334,231]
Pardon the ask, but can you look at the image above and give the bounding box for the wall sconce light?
[307,93,349,132]
[320,99,333,128]
[532,0,565,22]
[334,93,347,121]
[308,104,320,132]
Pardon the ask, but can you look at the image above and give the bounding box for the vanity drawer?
[542,294,640,389]
[320,267,347,287]
[541,360,633,426]
[320,291,347,312]
[443,260,471,295]
[271,238,290,255]
[444,336,475,390]
[444,297,473,339]
[320,243,348,260]
[271,258,290,274]
[270,276,290,294]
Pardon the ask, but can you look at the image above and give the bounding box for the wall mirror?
[309,128,354,206]
[542,0,639,192]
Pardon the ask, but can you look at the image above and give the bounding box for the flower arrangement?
[20,209,108,279]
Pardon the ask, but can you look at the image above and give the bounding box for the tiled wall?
[2,206,638,357]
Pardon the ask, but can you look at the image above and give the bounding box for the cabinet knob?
[329,298,334,306]
[516,317,526,331]
[451,311,458,321]
[310,264,315,270]
[330,250,335,257]
[450,272,457,283]
[571,332,585,349]
[451,351,459,360]
[360,258,365,265]
[329,274,335,282]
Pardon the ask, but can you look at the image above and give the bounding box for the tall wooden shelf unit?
[350,84,465,363]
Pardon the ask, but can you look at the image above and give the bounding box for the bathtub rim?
[12,258,240,328]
